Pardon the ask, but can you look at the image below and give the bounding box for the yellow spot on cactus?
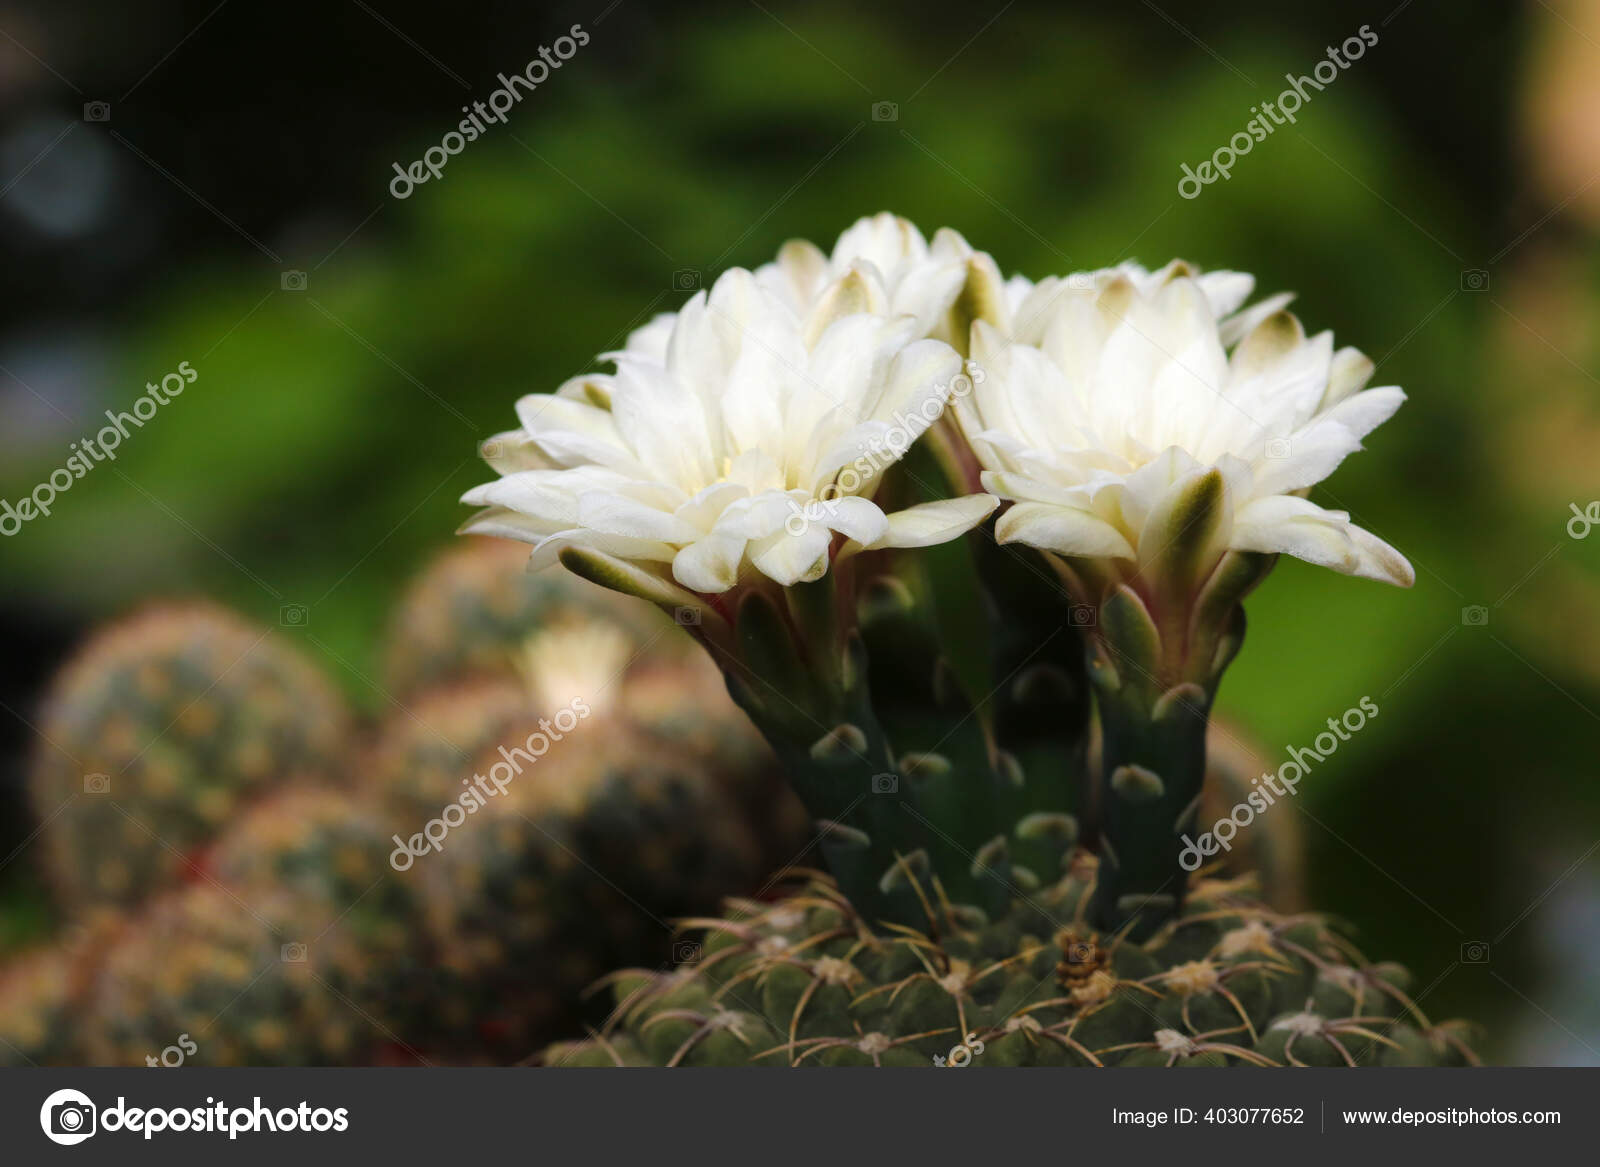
[103,715,138,755]
[97,859,131,895]
[234,740,272,780]
[135,664,170,700]
[143,759,181,799]
[857,1032,892,1055]
[177,701,220,739]
[250,1019,289,1052]
[812,956,858,986]
[937,959,973,995]
[1070,970,1116,1006]
[1164,960,1220,996]
[1154,1028,1199,1056]
[335,846,369,883]
[1217,919,1276,960]
[194,788,231,825]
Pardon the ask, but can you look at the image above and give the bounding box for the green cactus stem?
[1075,538,1276,938]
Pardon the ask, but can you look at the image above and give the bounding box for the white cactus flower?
[463,267,998,593]
[956,263,1414,587]
[1001,259,1289,345]
[755,212,994,346]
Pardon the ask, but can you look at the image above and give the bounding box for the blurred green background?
[2,0,1597,1063]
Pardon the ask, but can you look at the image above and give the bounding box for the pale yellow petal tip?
[1350,525,1416,588]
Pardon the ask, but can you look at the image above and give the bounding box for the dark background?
[2,0,1597,1063]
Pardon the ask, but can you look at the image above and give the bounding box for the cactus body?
[1199,721,1306,910]
[83,885,388,1066]
[28,603,349,914]
[0,946,86,1066]
[208,786,438,1041]
[542,863,1475,1068]
[410,722,765,1061]
[620,652,809,864]
[365,678,536,827]
[367,601,802,1060]
[382,537,669,698]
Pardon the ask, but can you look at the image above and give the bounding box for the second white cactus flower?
[463,266,997,595]
[756,212,1001,349]
[956,263,1414,591]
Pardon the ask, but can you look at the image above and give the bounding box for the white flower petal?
[875,495,999,548]
[526,528,677,572]
[457,506,562,543]
[748,524,832,586]
[672,531,748,593]
[819,495,890,545]
[1252,387,1406,497]
[1232,495,1412,585]
[1322,346,1376,409]
[995,501,1137,559]
[463,467,624,524]
[1218,291,1295,347]
[1344,523,1416,587]
[514,392,620,445]
[479,430,552,476]
[601,313,676,365]
[980,469,1088,508]
[577,491,702,543]
[1231,495,1358,569]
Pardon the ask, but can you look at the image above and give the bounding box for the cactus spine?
[542,864,1475,1068]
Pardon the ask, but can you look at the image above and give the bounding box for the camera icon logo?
[1461,605,1489,627]
[83,102,111,123]
[871,100,899,122]
[279,603,309,627]
[871,772,898,795]
[1065,272,1096,292]
[1064,940,1097,965]
[1069,604,1097,627]
[1460,940,1490,964]
[280,941,308,963]
[83,773,111,795]
[673,939,702,964]
[40,1088,97,1145]
[672,269,701,291]
[1264,437,1292,460]
[280,270,308,292]
[480,438,505,462]
[1459,269,1490,292]
[674,606,701,627]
